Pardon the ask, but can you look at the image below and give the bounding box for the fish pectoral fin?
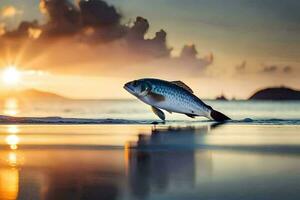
[185,113,198,118]
[171,81,194,93]
[148,92,165,102]
[151,106,166,120]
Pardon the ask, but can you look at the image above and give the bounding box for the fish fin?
[210,109,231,122]
[166,110,172,114]
[185,113,198,118]
[151,106,165,120]
[148,92,165,102]
[171,81,193,93]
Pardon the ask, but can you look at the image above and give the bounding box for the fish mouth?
[123,83,135,95]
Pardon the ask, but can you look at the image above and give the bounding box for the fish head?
[124,80,151,97]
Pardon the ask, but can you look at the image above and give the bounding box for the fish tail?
[210,109,231,122]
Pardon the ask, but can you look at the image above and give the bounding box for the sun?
[2,66,21,86]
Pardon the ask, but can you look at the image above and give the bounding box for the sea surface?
[0,98,299,124]
[0,99,299,199]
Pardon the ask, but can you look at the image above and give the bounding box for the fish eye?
[141,84,146,92]
[141,82,150,92]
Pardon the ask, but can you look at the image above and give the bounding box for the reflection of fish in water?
[135,127,201,149]
[127,125,214,199]
[129,123,223,150]
[124,78,230,122]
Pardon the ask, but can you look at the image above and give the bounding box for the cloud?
[0,23,5,36]
[38,0,126,40]
[126,17,171,57]
[28,28,42,39]
[0,0,213,77]
[39,0,81,37]
[1,5,22,18]
[167,45,213,76]
[283,66,292,73]
[1,1,173,57]
[261,64,293,74]
[178,44,213,62]
[235,60,247,72]
[127,16,149,42]
[180,44,198,59]
[4,20,39,38]
[178,44,213,69]
[262,65,277,73]
[79,0,121,27]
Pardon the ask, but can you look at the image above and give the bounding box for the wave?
[0,115,299,125]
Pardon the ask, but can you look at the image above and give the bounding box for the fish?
[123,78,231,122]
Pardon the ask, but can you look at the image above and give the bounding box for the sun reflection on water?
[0,125,22,200]
[0,168,19,200]
[5,135,19,150]
[7,152,18,167]
[7,125,19,134]
[124,142,131,176]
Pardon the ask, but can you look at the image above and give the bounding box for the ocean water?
[0,124,299,200]
[0,99,299,199]
[0,99,299,124]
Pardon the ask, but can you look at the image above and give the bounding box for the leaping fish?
[124,78,231,122]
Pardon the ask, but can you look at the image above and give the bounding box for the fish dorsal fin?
[151,106,165,120]
[171,81,193,93]
[165,110,172,114]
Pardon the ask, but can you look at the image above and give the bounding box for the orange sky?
[0,0,299,99]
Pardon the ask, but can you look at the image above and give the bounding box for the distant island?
[249,87,300,100]
[215,94,228,101]
[0,89,68,100]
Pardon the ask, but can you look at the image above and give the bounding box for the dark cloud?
[2,2,172,57]
[0,0,213,76]
[40,0,81,37]
[136,29,171,57]
[127,16,149,42]
[126,17,171,57]
[79,0,121,27]
[147,29,170,57]
[78,0,126,42]
[39,0,126,40]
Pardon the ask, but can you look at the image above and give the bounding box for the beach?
[0,121,299,200]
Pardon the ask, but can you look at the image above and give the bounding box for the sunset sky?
[0,0,299,99]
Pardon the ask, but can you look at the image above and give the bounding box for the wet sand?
[0,124,299,200]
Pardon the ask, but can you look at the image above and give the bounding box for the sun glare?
[2,66,21,86]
